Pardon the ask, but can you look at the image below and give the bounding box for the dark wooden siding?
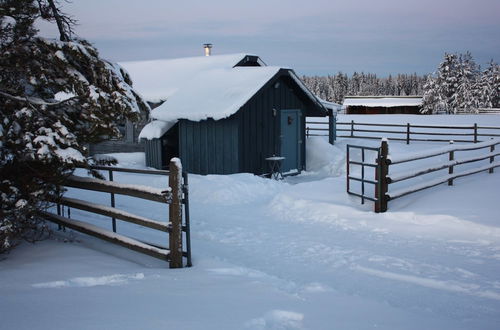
[346,105,422,114]
[179,118,239,174]
[236,76,308,175]
[144,139,163,169]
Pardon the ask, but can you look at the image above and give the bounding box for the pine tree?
[480,61,500,108]
[0,0,149,252]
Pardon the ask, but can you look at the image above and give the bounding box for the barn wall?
[178,118,239,175]
[236,76,307,175]
[144,139,163,169]
[346,106,422,114]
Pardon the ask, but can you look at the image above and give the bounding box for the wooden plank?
[337,122,407,127]
[85,166,169,176]
[408,131,473,136]
[65,175,170,204]
[59,197,169,232]
[388,161,500,200]
[40,211,170,261]
[351,128,406,135]
[387,162,453,183]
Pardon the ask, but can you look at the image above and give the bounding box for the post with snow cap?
[448,141,454,186]
[375,138,389,213]
[169,158,183,268]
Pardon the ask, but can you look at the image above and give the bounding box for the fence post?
[328,111,336,145]
[490,140,495,174]
[109,169,116,233]
[406,123,410,145]
[346,146,350,194]
[169,158,183,268]
[448,141,454,186]
[375,139,389,213]
[474,123,478,143]
[351,120,354,137]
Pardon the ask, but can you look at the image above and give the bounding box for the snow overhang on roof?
[317,98,342,112]
[119,54,261,102]
[138,120,177,141]
[150,66,282,122]
[343,96,423,107]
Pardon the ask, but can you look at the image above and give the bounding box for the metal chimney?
[203,43,213,56]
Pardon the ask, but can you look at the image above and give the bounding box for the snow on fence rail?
[307,119,500,144]
[40,158,192,268]
[347,139,500,212]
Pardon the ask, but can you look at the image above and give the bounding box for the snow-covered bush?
[0,0,150,252]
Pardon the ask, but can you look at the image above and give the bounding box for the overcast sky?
[38,0,500,76]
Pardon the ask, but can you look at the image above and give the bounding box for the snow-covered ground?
[1,115,500,330]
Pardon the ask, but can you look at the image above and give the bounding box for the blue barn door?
[280,109,301,174]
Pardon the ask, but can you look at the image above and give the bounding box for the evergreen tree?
[0,0,149,252]
[481,61,500,108]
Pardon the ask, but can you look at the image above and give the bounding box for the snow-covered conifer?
[0,0,149,252]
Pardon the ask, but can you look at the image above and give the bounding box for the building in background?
[343,96,423,114]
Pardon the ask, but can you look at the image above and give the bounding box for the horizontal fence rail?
[346,138,500,212]
[306,119,500,144]
[40,159,192,268]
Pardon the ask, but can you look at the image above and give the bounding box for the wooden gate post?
[375,139,389,213]
[169,158,183,268]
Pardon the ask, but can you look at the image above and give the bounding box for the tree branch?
[0,90,79,106]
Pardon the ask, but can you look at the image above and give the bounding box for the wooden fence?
[347,139,500,212]
[40,158,191,268]
[306,119,500,144]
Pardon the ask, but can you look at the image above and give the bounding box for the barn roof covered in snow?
[343,96,423,107]
[119,54,263,102]
[120,53,326,122]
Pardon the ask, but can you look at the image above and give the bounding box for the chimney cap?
[203,43,213,56]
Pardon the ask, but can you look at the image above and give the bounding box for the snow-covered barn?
[343,96,423,114]
[120,54,327,175]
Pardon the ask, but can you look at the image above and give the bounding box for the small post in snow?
[489,139,495,174]
[169,158,183,268]
[448,141,454,186]
[473,123,478,143]
[109,169,116,233]
[375,138,389,213]
[406,123,410,144]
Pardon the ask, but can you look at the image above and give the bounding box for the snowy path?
[2,134,500,329]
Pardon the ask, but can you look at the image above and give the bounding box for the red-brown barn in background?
[343,96,423,114]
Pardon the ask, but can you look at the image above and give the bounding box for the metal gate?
[346,141,389,213]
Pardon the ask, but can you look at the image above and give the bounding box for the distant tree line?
[301,52,499,114]
[301,72,427,104]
